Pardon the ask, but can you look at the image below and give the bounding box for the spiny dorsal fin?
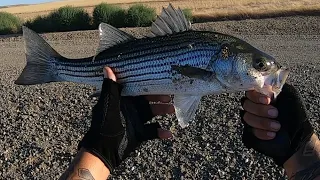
[95,23,135,58]
[149,3,191,37]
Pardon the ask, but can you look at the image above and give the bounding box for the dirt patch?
[0,0,319,22]
[0,16,319,179]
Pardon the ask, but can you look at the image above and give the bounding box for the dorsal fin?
[94,23,135,58]
[149,3,191,37]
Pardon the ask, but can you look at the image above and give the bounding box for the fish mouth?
[256,67,290,98]
[277,67,290,89]
[269,67,290,98]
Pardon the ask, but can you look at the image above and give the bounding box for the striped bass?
[15,4,289,128]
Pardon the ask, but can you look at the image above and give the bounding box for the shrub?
[125,4,156,27]
[24,16,53,33]
[24,6,91,33]
[93,3,126,28]
[48,6,91,32]
[0,12,22,35]
[49,6,91,32]
[182,8,193,22]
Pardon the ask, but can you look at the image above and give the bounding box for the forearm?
[59,148,110,180]
[284,134,320,180]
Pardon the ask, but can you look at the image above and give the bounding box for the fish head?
[209,35,289,98]
[248,49,289,98]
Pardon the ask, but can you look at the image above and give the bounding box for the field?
[0,15,319,179]
[0,0,320,21]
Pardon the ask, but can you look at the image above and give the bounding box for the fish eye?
[253,58,273,71]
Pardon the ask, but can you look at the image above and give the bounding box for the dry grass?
[1,0,320,21]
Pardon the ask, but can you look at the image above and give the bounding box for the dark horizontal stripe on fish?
[58,34,218,67]
[58,67,171,80]
[111,48,214,70]
[117,69,172,80]
[57,47,216,74]
[59,72,103,78]
[58,70,102,77]
[115,52,211,75]
[57,31,211,64]
[122,76,171,84]
[58,40,214,68]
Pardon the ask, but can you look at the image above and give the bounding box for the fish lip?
[271,67,290,98]
[278,67,290,88]
[256,67,290,98]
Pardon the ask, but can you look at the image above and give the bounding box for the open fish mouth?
[256,67,290,98]
[270,67,290,97]
[269,67,290,98]
[277,67,290,89]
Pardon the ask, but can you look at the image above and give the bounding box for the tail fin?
[15,26,62,85]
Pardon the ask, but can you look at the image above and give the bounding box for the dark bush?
[93,3,126,28]
[125,4,156,27]
[48,6,91,32]
[24,6,91,33]
[0,12,22,35]
[24,16,53,33]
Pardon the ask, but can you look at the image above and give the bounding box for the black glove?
[78,78,162,172]
[240,83,314,166]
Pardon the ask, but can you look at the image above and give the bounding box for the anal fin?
[173,95,201,128]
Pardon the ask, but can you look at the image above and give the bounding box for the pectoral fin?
[173,95,201,128]
[172,65,214,81]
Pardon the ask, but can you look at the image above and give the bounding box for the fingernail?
[259,97,267,104]
[268,108,278,117]
[270,122,281,130]
[267,132,276,138]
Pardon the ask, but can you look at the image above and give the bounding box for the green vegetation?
[48,6,91,32]
[93,3,126,28]
[0,12,22,35]
[25,6,91,33]
[24,16,53,33]
[182,8,193,22]
[0,4,195,35]
[125,4,156,27]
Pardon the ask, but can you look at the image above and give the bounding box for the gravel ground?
[0,15,319,179]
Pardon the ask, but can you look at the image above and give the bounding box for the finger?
[242,99,278,118]
[141,122,161,141]
[145,95,172,103]
[129,96,154,123]
[157,128,173,139]
[245,90,271,104]
[252,128,276,140]
[239,110,247,125]
[243,112,281,132]
[150,104,175,115]
[103,66,117,82]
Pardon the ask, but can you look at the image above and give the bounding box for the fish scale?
[56,32,218,67]
[55,31,220,94]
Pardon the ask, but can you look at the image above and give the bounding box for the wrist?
[80,148,111,178]
[284,134,320,179]
[59,148,110,180]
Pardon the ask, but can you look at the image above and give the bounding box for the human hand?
[78,67,173,172]
[240,83,314,166]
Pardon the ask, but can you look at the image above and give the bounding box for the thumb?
[141,123,173,141]
[103,66,117,82]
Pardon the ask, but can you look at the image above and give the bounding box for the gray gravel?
[0,15,320,179]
